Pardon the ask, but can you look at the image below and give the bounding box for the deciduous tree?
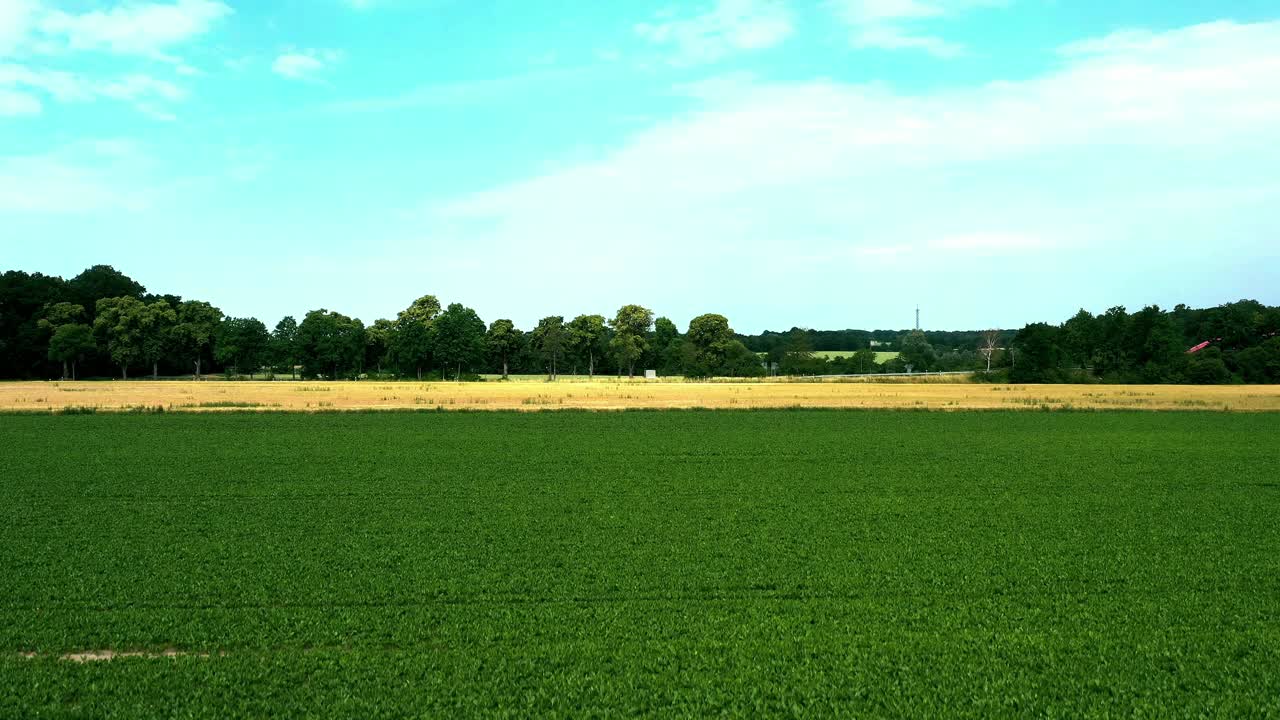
[531,316,567,380]
[270,316,299,379]
[297,309,365,380]
[93,297,148,379]
[487,319,523,379]
[174,300,223,379]
[215,317,270,379]
[433,303,486,380]
[567,314,607,378]
[609,305,653,378]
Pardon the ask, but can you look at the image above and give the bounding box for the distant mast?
[915,306,920,331]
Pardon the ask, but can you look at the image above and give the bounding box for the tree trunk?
[502,357,508,379]
[457,362,462,382]
[417,367,423,381]
[62,360,68,381]
[195,357,202,380]
[72,360,77,381]
[122,364,128,381]
[589,352,594,378]
[153,361,158,380]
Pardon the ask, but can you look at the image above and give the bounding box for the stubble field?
[2,379,1279,412]
[2,410,1278,717]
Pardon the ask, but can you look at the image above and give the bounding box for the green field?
[758,350,901,362]
[3,411,1279,717]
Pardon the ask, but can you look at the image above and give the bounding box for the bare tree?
[979,329,1001,372]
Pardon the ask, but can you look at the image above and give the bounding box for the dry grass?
[2,380,1279,412]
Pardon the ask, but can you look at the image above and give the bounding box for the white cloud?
[828,0,1002,56]
[36,0,231,58]
[0,140,157,213]
[418,20,1280,323]
[273,49,341,80]
[0,61,187,116]
[930,232,1049,252]
[0,0,37,57]
[635,0,794,65]
[0,86,39,115]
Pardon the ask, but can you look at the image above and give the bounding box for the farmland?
[3,410,1279,716]
[3,379,1280,412]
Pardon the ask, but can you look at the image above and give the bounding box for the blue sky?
[3,0,1278,333]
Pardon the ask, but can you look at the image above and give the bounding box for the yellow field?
[2,379,1278,412]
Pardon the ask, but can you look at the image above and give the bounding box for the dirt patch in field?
[19,649,217,662]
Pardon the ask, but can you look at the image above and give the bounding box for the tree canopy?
[2,264,1277,384]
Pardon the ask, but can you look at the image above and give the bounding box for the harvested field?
[1,379,1278,412]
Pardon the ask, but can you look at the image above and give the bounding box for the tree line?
[0,266,763,381]
[2,266,1276,383]
[1002,302,1280,384]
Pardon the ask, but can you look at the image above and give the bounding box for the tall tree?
[38,302,88,380]
[1011,323,1063,382]
[652,317,682,376]
[853,347,878,375]
[978,329,1001,372]
[174,300,223,379]
[1,271,69,378]
[400,295,442,327]
[389,296,441,381]
[899,330,936,374]
[531,316,567,381]
[567,314,607,378]
[139,300,177,379]
[93,297,148,380]
[270,316,299,379]
[686,311,737,376]
[47,323,95,380]
[297,310,366,380]
[486,319,523,379]
[722,339,766,378]
[1093,306,1131,377]
[779,328,816,375]
[215,317,270,379]
[365,319,396,376]
[68,265,145,317]
[433,303,486,380]
[609,304,653,378]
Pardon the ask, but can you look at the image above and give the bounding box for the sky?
[2,0,1278,333]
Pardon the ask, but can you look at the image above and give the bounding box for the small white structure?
[644,369,657,380]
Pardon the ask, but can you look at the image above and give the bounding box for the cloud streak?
[828,0,1004,57]
[635,0,794,65]
[417,19,1280,327]
[273,49,342,81]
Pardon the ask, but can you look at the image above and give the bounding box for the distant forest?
[2,265,1277,384]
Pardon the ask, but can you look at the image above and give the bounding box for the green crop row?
[1,411,1278,717]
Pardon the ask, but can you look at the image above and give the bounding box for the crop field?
[806,350,901,362]
[3,379,1280,412]
[757,350,901,362]
[2,410,1279,717]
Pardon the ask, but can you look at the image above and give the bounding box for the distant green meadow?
[757,350,901,362]
[2,411,1278,717]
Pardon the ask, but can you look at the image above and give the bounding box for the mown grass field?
[806,350,901,362]
[2,411,1278,717]
[3,379,1280,412]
